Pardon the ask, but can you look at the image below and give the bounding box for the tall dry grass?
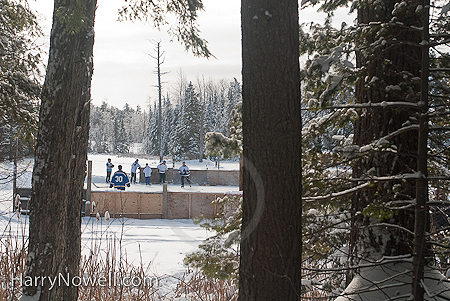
[0,212,237,301]
[0,212,28,300]
[171,269,238,301]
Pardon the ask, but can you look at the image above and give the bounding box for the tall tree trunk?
[350,0,423,272]
[156,41,163,162]
[413,1,430,298]
[22,0,96,299]
[239,0,302,300]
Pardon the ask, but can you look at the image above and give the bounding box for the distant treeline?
[89,78,242,160]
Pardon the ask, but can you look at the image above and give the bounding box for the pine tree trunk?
[413,1,430,298]
[239,0,302,299]
[351,0,423,267]
[22,1,96,299]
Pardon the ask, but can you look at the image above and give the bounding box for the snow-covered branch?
[327,101,420,110]
[430,68,450,72]
[352,172,423,182]
[430,38,450,47]
[304,214,354,237]
[303,182,369,203]
[303,255,413,273]
[365,223,414,236]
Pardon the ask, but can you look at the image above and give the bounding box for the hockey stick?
[92,183,110,189]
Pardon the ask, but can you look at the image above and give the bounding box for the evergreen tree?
[202,80,227,134]
[224,78,242,133]
[149,102,160,156]
[0,0,42,161]
[87,78,242,158]
[204,91,218,132]
[113,111,129,154]
[215,82,230,134]
[205,101,242,160]
[300,0,450,298]
[88,104,101,152]
[101,104,115,152]
[129,104,146,147]
[143,103,154,155]
[90,102,150,154]
[351,0,421,266]
[122,103,134,146]
[170,103,182,158]
[162,96,174,156]
[174,82,202,159]
[184,195,242,281]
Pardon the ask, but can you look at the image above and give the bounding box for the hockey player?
[130,159,141,184]
[110,165,130,190]
[143,163,152,185]
[178,161,192,188]
[106,158,114,183]
[157,160,169,184]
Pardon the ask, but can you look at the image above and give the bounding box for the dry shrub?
[0,213,28,301]
[0,213,238,301]
[171,269,238,301]
[78,251,162,300]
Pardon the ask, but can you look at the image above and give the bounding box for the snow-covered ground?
[0,154,240,281]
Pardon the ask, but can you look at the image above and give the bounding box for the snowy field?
[0,154,240,285]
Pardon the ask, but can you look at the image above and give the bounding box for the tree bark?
[239,0,302,300]
[22,0,96,299]
[412,1,430,299]
[351,0,423,271]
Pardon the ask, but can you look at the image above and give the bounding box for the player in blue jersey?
[110,165,131,190]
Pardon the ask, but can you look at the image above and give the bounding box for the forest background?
[2,0,450,299]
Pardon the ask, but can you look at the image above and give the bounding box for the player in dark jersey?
[110,165,130,190]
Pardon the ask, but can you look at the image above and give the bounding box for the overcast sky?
[31,0,351,109]
[31,0,242,109]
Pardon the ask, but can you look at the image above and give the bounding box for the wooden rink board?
[91,192,163,219]
[167,192,218,219]
[90,191,229,219]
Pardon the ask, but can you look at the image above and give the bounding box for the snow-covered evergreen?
[89,78,242,161]
[113,112,129,154]
[162,96,174,156]
[173,82,201,159]
[146,102,159,156]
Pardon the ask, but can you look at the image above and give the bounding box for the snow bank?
[335,262,450,300]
